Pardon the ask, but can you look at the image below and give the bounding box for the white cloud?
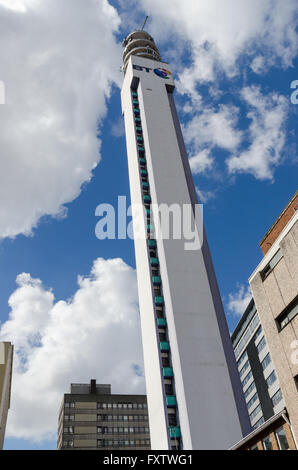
[183,105,242,155]
[227,86,288,179]
[227,284,252,317]
[195,187,214,204]
[138,0,298,92]
[189,149,213,175]
[0,257,144,443]
[0,0,121,239]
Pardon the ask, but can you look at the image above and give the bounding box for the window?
[272,389,283,407]
[275,427,289,450]
[266,370,277,388]
[239,360,250,377]
[237,351,248,368]
[65,402,75,408]
[64,414,74,422]
[63,440,74,448]
[253,325,263,342]
[242,370,253,388]
[260,249,282,280]
[261,353,271,370]
[253,416,264,429]
[233,311,259,359]
[244,381,256,399]
[262,436,273,450]
[249,404,261,421]
[276,296,298,331]
[63,426,74,434]
[247,393,258,409]
[256,336,266,353]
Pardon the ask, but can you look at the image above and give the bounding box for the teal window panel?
[131,91,138,97]
[137,136,143,142]
[155,296,164,305]
[141,169,147,176]
[160,342,170,352]
[138,146,145,152]
[169,427,181,438]
[136,126,142,133]
[157,318,166,327]
[150,257,159,266]
[144,195,151,203]
[148,239,156,248]
[139,157,146,165]
[163,367,173,377]
[147,224,154,233]
[166,396,177,407]
[134,117,141,123]
[152,276,161,285]
[132,99,139,105]
[142,181,149,188]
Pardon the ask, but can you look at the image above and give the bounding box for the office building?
[249,191,298,444]
[121,29,250,449]
[232,299,285,430]
[0,341,13,449]
[57,380,150,450]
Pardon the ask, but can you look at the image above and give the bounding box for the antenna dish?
[140,16,149,31]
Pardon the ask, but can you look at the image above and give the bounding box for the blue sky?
[0,0,297,450]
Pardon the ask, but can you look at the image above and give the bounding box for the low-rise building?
[57,380,150,450]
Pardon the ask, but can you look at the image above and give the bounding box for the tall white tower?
[121,30,251,450]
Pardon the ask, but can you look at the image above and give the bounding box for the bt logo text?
[133,64,172,79]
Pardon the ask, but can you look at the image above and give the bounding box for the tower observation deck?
[122,30,161,73]
[120,30,251,450]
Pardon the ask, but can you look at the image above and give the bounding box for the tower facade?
[121,30,250,450]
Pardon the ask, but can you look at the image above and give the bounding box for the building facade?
[0,341,13,449]
[232,299,285,430]
[249,192,298,444]
[57,380,150,450]
[231,409,296,450]
[121,30,250,450]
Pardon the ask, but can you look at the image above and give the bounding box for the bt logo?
[133,64,172,79]
[154,68,171,79]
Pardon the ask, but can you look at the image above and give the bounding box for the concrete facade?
[57,380,150,450]
[260,191,298,255]
[121,31,250,450]
[231,409,296,450]
[0,342,13,449]
[249,207,298,444]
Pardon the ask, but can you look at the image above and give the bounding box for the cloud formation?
[0,0,121,239]
[139,0,298,89]
[227,284,252,317]
[227,86,288,179]
[0,258,144,442]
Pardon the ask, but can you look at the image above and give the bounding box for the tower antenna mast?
[140,15,148,31]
